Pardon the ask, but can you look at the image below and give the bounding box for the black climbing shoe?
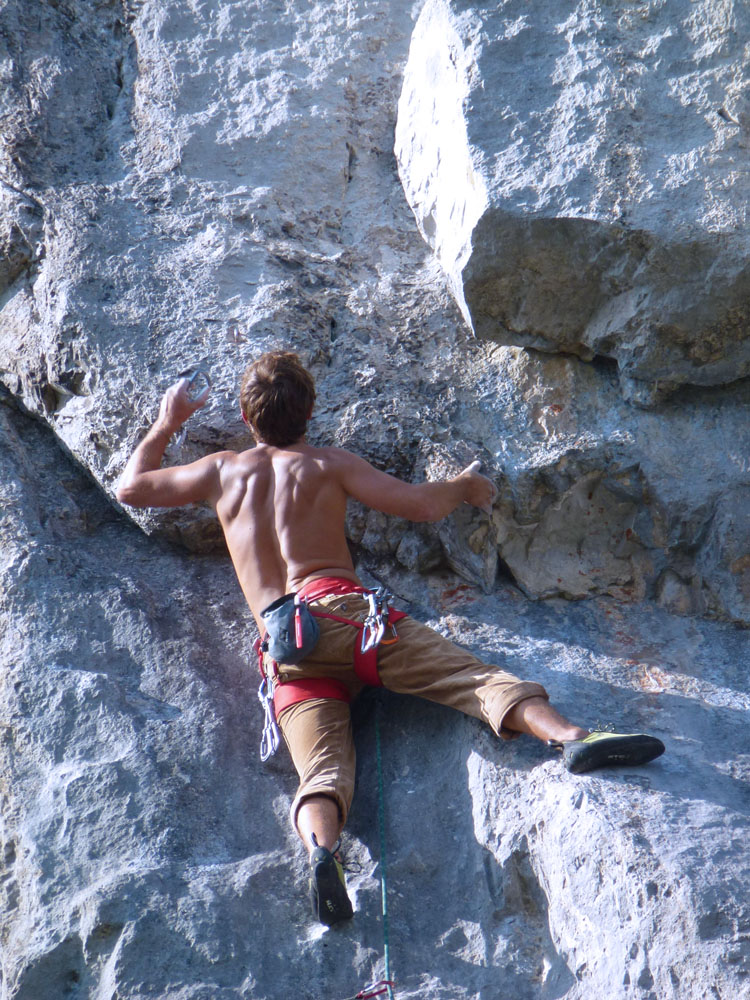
[309,840,353,926]
[548,731,665,774]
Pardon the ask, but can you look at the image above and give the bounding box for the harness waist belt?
[256,577,407,716]
[297,576,368,603]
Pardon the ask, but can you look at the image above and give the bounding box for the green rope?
[375,700,395,1000]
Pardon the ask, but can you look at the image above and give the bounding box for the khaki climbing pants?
[266,590,548,832]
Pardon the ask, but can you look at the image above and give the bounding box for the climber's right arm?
[116,379,222,508]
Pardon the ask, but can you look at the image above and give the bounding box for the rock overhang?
[395,0,750,402]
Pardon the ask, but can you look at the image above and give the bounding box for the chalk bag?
[260,593,320,665]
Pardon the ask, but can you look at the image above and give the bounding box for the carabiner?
[258,677,280,761]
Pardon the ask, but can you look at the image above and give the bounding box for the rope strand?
[375,699,396,1000]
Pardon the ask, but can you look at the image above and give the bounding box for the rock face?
[4,393,749,1000]
[3,0,750,625]
[1,2,749,999]
[395,0,750,404]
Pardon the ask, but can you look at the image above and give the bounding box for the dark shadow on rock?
[346,689,577,999]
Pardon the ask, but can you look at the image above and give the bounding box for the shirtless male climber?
[117,350,665,926]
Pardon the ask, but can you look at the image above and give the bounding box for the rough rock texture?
[2,0,750,624]
[3,392,749,999]
[1,1,750,998]
[395,0,750,404]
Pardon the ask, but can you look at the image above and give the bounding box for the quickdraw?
[257,674,280,762]
[335,979,395,1000]
[361,587,399,653]
[356,981,395,999]
[311,585,407,688]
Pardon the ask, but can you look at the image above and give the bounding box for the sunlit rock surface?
[1,1,749,998]
[395,0,750,404]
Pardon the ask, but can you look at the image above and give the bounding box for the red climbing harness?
[254,578,408,758]
[299,577,407,688]
[353,981,395,999]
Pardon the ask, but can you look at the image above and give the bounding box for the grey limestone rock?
[2,0,749,624]
[1,2,750,997]
[697,484,750,625]
[395,0,750,402]
[2,394,749,999]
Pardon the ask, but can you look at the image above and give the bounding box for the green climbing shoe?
[549,730,665,774]
[309,840,353,926]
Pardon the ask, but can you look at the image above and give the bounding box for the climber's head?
[239,350,316,447]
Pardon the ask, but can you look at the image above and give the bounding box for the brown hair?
[239,351,316,446]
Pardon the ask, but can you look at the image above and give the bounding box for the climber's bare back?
[215,444,359,628]
[116,378,497,631]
